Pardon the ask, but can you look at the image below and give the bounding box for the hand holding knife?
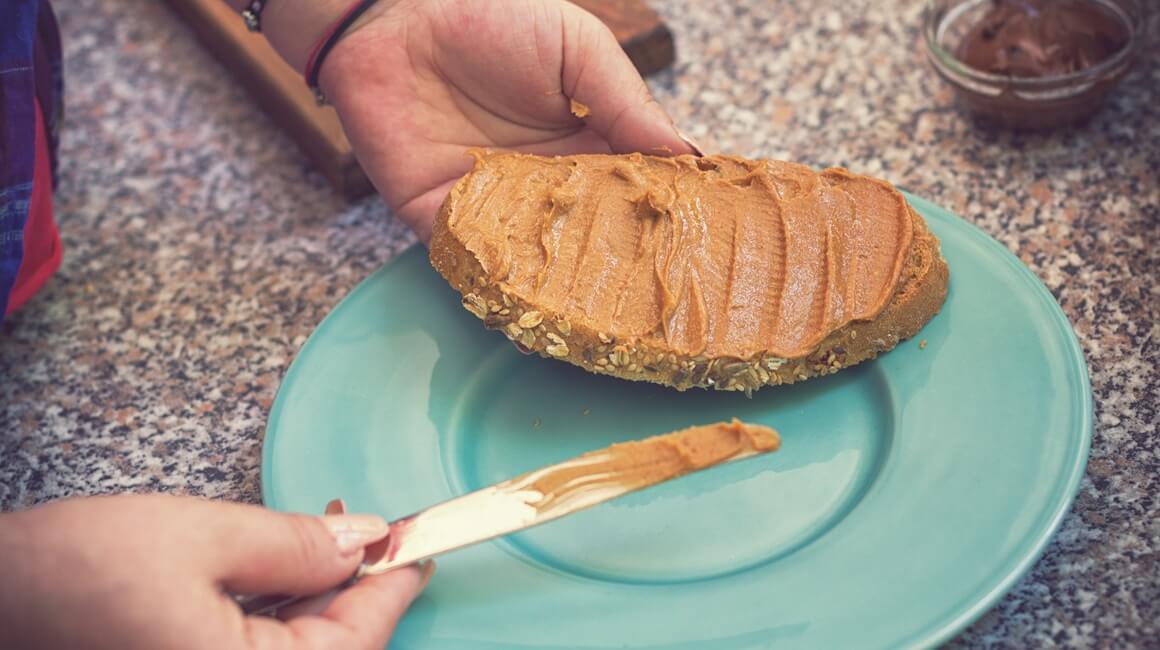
[236,420,779,616]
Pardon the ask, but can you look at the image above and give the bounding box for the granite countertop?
[2,0,1156,646]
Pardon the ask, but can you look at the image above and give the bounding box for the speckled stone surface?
[1,0,1156,646]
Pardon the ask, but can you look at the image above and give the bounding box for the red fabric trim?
[6,96,61,315]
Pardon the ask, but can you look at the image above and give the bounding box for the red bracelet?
[303,0,382,105]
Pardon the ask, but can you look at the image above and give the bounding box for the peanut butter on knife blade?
[515,418,780,515]
[362,419,780,575]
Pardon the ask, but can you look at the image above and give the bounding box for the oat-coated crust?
[429,182,949,394]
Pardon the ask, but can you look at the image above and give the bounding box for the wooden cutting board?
[163,0,675,200]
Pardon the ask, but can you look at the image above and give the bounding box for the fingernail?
[322,514,390,556]
[324,499,346,515]
[676,128,704,157]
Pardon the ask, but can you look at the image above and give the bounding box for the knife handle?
[234,573,360,617]
[234,498,365,617]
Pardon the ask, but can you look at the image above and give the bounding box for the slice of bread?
[430,151,948,393]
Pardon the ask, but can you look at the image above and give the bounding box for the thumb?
[558,3,698,156]
[194,501,390,596]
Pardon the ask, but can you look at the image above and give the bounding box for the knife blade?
[238,419,778,615]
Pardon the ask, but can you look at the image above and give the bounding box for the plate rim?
[898,194,1093,648]
[261,195,1093,648]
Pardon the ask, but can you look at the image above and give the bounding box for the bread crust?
[430,179,948,394]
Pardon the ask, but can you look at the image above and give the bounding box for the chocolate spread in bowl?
[956,0,1130,76]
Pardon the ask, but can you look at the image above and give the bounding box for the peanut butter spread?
[519,419,779,513]
[446,150,915,359]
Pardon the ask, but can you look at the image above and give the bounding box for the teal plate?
[263,195,1091,649]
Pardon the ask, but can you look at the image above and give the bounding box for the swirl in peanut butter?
[447,151,913,360]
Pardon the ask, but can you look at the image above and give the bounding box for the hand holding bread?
[317,0,697,241]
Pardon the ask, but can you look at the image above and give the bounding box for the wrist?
[252,0,402,74]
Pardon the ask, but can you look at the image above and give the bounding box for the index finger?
[558,3,694,156]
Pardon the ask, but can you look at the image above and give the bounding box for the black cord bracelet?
[304,0,382,105]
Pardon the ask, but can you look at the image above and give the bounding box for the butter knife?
[238,419,779,616]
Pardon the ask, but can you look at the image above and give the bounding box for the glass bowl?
[923,0,1143,129]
